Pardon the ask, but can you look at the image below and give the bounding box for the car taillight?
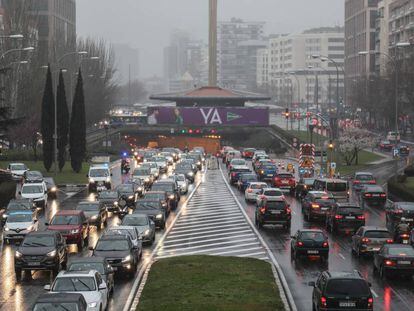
[247,189,253,193]
[401,234,409,238]
[322,241,329,248]
[354,180,360,184]
[361,237,370,243]
[357,215,365,220]
[368,180,376,184]
[368,297,373,308]
[335,215,343,219]
[286,207,291,214]
[364,193,372,197]
[231,172,236,177]
[296,241,304,247]
[386,239,393,244]
[321,296,327,307]
[311,204,320,209]
[259,207,266,214]
[385,260,396,266]
[395,209,403,214]
[380,193,386,197]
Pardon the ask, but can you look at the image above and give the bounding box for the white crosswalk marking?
[156,170,269,261]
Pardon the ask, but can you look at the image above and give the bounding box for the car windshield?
[327,182,347,192]
[278,174,293,179]
[53,277,96,292]
[398,203,414,211]
[89,169,109,177]
[11,164,26,170]
[304,179,315,185]
[51,215,80,225]
[356,174,374,181]
[231,160,245,165]
[176,175,185,181]
[110,228,137,239]
[152,184,173,192]
[7,214,32,223]
[134,169,150,176]
[364,230,390,238]
[77,204,99,212]
[388,247,414,256]
[122,215,149,226]
[136,201,160,209]
[99,192,117,199]
[26,172,42,179]
[264,190,283,196]
[69,262,105,275]
[96,239,129,251]
[7,202,31,210]
[144,193,163,200]
[21,185,43,194]
[300,232,325,241]
[325,279,370,296]
[33,303,80,311]
[315,198,336,204]
[22,235,55,247]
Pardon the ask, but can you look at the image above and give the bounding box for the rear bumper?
[295,248,329,256]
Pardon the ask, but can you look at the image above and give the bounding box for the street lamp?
[0,34,24,39]
[0,46,34,60]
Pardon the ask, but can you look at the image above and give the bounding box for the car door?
[353,227,363,250]
[57,233,66,263]
[313,274,325,308]
[96,272,108,307]
[42,182,48,201]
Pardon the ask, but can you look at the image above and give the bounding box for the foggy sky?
[77,0,344,78]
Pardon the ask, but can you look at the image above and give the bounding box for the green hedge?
[0,181,17,208]
[388,176,414,201]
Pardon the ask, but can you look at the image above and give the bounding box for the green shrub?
[388,177,414,201]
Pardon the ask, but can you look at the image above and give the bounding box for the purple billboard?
[147,107,269,126]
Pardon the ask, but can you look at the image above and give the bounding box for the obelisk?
[208,0,218,86]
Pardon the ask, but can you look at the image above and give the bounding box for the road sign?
[287,163,294,171]
[330,162,336,169]
[393,148,399,157]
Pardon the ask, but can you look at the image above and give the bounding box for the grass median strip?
[138,255,284,311]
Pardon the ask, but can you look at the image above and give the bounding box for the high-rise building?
[345,0,379,79]
[113,43,140,85]
[256,48,270,88]
[217,18,266,90]
[29,0,76,63]
[375,0,392,74]
[261,27,344,109]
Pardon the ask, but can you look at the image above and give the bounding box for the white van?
[87,164,112,192]
[20,182,48,208]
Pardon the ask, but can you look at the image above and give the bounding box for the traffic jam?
[222,143,414,311]
[0,147,205,311]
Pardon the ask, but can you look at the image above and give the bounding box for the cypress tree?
[69,69,86,173]
[40,65,55,172]
[57,70,69,171]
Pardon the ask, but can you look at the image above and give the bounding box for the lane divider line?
[219,166,297,311]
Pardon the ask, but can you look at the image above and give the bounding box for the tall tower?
[208,0,217,86]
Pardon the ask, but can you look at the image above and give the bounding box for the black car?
[135,199,166,229]
[309,271,373,311]
[229,167,251,185]
[373,244,414,279]
[175,164,195,183]
[359,185,387,208]
[291,229,329,261]
[14,231,67,279]
[295,177,316,199]
[255,199,291,230]
[1,199,34,225]
[352,226,393,257]
[116,184,137,206]
[237,173,258,192]
[76,201,108,227]
[91,234,140,277]
[301,191,336,221]
[23,170,44,183]
[187,153,203,170]
[67,256,115,296]
[32,293,87,311]
[151,181,180,209]
[326,203,365,234]
[44,177,58,199]
[98,190,119,212]
[386,201,414,229]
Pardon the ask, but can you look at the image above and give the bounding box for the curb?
[219,166,297,311]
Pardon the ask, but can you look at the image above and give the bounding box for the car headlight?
[106,177,111,182]
[114,201,118,205]
[201,158,205,162]
[144,178,150,182]
[144,229,150,236]
[137,187,143,192]
[156,213,163,219]
[89,178,95,183]
[188,172,194,176]
[46,250,57,257]
[4,226,10,231]
[88,302,98,308]
[154,172,159,177]
[70,229,80,234]
[197,161,201,165]
[51,186,57,192]
[2,214,7,219]
[169,194,174,199]
[122,255,132,263]
[15,251,22,258]
[91,215,98,220]
[134,152,138,156]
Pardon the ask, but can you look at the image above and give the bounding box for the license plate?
[282,180,288,184]
[398,261,411,265]
[321,207,328,211]
[403,240,409,244]
[405,218,414,221]
[271,210,281,214]
[373,194,379,197]
[372,247,380,251]
[28,262,40,266]
[267,174,273,177]
[345,216,355,219]
[339,301,356,307]
[307,250,318,254]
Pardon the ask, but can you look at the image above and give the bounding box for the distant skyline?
[77,0,344,78]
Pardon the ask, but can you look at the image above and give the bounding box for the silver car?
[105,226,142,249]
[121,214,156,245]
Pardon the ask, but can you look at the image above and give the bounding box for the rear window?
[388,247,414,256]
[262,165,276,170]
[325,279,370,296]
[300,232,325,241]
[399,203,414,211]
[231,160,245,165]
[327,182,347,192]
[315,198,335,204]
[338,205,361,210]
[266,201,286,210]
[242,175,257,181]
[264,190,283,196]
[364,230,390,238]
[356,174,374,181]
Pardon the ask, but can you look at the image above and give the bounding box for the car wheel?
[151,234,155,245]
[3,238,9,245]
[373,263,377,273]
[355,246,361,258]
[15,268,22,281]
[77,238,84,251]
[160,222,166,230]
[379,265,387,279]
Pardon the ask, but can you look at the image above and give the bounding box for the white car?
[87,165,112,192]
[151,156,168,173]
[256,188,285,206]
[45,270,108,311]
[386,131,400,142]
[175,174,189,194]
[7,162,28,180]
[244,182,268,202]
[229,158,247,170]
[105,226,142,249]
[3,211,38,244]
[20,182,48,209]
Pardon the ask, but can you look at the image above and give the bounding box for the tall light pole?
[288,72,301,130]
[359,41,410,133]
[208,0,218,86]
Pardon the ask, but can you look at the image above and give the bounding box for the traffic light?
[328,140,334,150]
[180,129,187,134]
[285,108,289,119]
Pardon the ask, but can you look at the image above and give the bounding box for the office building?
[113,43,140,85]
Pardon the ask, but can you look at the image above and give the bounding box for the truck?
[87,156,112,192]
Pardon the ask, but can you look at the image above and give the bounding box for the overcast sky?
[77,0,344,78]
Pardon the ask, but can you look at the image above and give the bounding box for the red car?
[273,173,296,194]
[46,210,89,250]
[242,148,256,159]
[379,140,393,151]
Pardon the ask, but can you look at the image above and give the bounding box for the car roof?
[55,210,83,216]
[58,270,97,277]
[35,292,86,304]
[8,210,32,215]
[324,271,364,280]
[68,256,106,264]
[298,229,324,233]
[10,162,25,165]
[362,226,389,231]
[22,182,44,186]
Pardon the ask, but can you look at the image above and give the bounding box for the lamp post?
[288,72,301,131]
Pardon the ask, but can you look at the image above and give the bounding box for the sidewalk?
[365,148,393,165]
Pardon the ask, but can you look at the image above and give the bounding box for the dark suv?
[151,181,180,209]
[301,191,335,221]
[386,202,414,229]
[326,203,365,234]
[14,231,67,280]
[255,199,291,230]
[309,271,373,311]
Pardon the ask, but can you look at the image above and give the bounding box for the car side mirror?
[86,174,89,178]
[111,173,113,177]
[43,284,51,291]
[89,246,94,251]
[45,222,49,226]
[308,281,316,287]
[18,191,21,195]
[150,220,155,226]
[34,219,38,223]
[368,282,372,287]
[98,283,107,290]
[108,266,115,274]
